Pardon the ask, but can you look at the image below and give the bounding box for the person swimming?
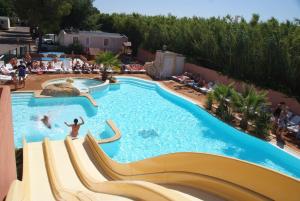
[41,115,51,129]
[64,117,84,139]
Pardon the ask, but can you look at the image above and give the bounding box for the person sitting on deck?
[64,117,85,139]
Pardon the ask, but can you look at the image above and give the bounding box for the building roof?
[62,30,127,39]
[123,42,132,47]
[0,16,9,20]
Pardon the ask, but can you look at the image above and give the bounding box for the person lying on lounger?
[64,117,84,139]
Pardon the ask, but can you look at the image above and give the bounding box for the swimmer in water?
[41,115,51,129]
[64,117,84,139]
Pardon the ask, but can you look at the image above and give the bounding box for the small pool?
[11,77,300,179]
[40,52,65,56]
[33,57,70,62]
[44,78,103,93]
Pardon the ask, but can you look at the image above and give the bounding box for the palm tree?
[95,52,120,81]
[232,85,268,130]
[212,83,235,122]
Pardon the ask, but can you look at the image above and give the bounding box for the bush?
[254,110,272,139]
[205,92,214,110]
[65,42,84,54]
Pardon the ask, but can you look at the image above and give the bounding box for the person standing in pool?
[64,117,84,138]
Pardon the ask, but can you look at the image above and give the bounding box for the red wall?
[137,48,155,63]
[137,48,300,115]
[0,86,17,200]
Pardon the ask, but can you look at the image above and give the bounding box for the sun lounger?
[198,86,213,94]
[0,74,12,83]
[92,69,100,74]
[287,115,300,126]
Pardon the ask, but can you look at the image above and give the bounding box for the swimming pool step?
[11,94,33,105]
[11,97,32,105]
[11,93,33,98]
[120,80,156,90]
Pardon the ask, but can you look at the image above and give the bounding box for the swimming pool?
[33,57,70,62]
[44,78,104,93]
[11,77,300,178]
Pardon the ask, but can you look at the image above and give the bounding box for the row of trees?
[2,0,299,99]
[96,13,300,100]
[1,0,99,49]
[206,84,271,138]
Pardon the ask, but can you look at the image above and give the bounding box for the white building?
[146,50,185,79]
[57,30,128,54]
[0,17,10,30]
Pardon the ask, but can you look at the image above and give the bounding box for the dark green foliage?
[65,42,84,54]
[213,83,235,122]
[95,52,120,81]
[232,85,268,130]
[210,83,271,138]
[0,0,14,16]
[254,109,272,139]
[205,92,214,111]
[60,0,99,30]
[14,0,72,34]
[97,13,300,100]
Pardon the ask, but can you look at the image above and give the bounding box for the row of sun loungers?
[124,64,146,74]
[171,73,216,94]
[286,115,300,138]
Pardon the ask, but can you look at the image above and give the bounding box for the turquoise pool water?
[45,78,103,92]
[11,77,300,178]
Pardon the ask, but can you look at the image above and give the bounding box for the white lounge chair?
[0,74,12,83]
[288,115,300,126]
[287,115,300,136]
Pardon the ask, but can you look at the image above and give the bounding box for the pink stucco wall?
[0,86,17,200]
[137,48,300,115]
[137,48,155,63]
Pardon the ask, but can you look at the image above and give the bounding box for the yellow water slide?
[85,133,300,201]
[64,137,216,201]
[6,137,215,201]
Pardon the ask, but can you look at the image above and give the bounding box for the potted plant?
[95,52,121,81]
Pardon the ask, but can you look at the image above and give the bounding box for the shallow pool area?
[44,78,103,93]
[11,77,300,179]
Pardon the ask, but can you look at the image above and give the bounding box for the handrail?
[65,136,190,201]
[86,134,300,201]
[43,138,90,201]
[97,120,121,144]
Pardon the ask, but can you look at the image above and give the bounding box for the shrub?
[254,109,272,139]
[205,92,214,111]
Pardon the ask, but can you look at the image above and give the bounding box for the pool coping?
[41,77,106,92]
[96,120,121,144]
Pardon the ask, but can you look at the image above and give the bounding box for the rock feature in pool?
[41,83,80,97]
